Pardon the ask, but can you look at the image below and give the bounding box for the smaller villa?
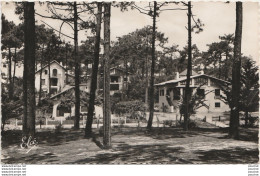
[155,70,230,114]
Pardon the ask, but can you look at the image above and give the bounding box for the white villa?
[155,70,230,114]
[35,60,100,120]
[35,60,68,96]
[35,61,131,120]
[109,67,131,95]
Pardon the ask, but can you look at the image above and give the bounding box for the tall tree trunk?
[145,39,149,107]
[245,109,248,127]
[23,49,28,136]
[8,47,13,100]
[24,2,36,138]
[65,43,68,84]
[183,1,192,131]
[103,2,111,148]
[74,2,81,129]
[147,1,157,130]
[229,2,243,139]
[48,43,51,97]
[218,55,221,79]
[39,44,44,104]
[125,57,129,98]
[85,2,102,137]
[13,48,17,85]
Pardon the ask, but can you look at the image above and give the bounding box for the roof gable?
[179,69,198,76]
[35,60,66,74]
[155,74,230,86]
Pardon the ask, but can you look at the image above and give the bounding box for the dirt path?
[1,127,258,164]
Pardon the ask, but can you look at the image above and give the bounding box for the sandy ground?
[1,122,258,164]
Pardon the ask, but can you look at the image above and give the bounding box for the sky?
[1,1,259,64]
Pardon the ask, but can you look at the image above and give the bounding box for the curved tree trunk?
[85,2,102,137]
[147,1,157,130]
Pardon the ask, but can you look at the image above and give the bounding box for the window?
[215,89,220,99]
[180,79,192,85]
[45,70,48,75]
[215,102,221,108]
[41,79,45,85]
[173,88,180,100]
[50,88,57,95]
[160,89,165,96]
[197,89,205,99]
[111,76,118,83]
[3,64,6,68]
[57,105,71,117]
[124,77,127,82]
[81,106,88,112]
[111,84,119,91]
[194,77,208,85]
[53,69,58,76]
[50,78,58,86]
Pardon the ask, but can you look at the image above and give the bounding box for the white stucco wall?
[35,62,66,93]
[158,77,230,114]
[52,100,103,120]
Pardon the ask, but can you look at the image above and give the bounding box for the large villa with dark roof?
[155,70,230,114]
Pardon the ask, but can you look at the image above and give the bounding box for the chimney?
[175,72,179,80]
[60,62,63,66]
[200,70,204,75]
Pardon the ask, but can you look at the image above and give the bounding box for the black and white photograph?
[1,0,259,170]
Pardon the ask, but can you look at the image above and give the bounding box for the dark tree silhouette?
[229,2,243,139]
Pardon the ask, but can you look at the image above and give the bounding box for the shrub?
[163,120,174,127]
[248,116,259,127]
[48,121,60,125]
[55,123,63,133]
[176,120,197,129]
[62,120,74,125]
[114,100,146,117]
[161,105,169,112]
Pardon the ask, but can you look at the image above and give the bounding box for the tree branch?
[160,8,188,11]
[35,12,73,22]
[40,20,74,40]
[132,6,149,16]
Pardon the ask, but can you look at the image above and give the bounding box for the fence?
[11,112,183,129]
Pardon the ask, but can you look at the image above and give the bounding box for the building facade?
[109,67,131,95]
[155,70,230,114]
[35,60,67,96]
